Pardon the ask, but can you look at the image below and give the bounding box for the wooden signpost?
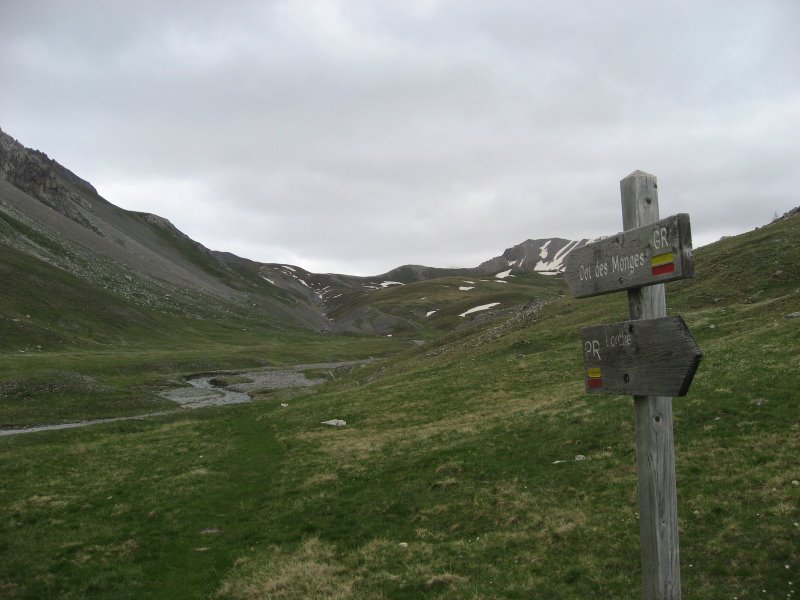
[565,171,702,600]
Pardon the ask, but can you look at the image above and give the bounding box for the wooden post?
[621,171,681,599]
[564,171,698,596]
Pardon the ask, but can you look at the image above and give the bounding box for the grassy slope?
[0,242,161,351]
[0,215,798,598]
[329,272,564,337]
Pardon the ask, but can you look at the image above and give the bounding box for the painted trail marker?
[565,171,702,600]
[564,213,694,298]
[582,316,702,397]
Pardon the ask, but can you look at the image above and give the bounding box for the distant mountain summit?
[353,237,588,286]
[477,238,586,275]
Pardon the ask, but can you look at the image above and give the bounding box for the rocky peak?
[478,237,586,274]
[0,126,100,231]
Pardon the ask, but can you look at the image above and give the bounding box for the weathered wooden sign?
[564,213,694,298]
[582,316,702,397]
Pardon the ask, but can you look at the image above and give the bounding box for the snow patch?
[495,269,512,279]
[459,303,501,317]
[261,277,275,285]
[381,281,404,288]
[535,239,581,272]
[426,310,438,317]
[462,280,476,284]
[282,265,296,272]
[508,260,517,267]
[459,286,475,291]
[539,240,552,260]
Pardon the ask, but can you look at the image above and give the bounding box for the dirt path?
[0,411,178,437]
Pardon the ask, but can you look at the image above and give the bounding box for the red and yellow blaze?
[587,367,602,388]
[651,252,675,276]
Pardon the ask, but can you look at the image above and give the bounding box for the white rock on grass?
[321,419,347,427]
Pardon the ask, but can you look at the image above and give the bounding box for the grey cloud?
[1,0,798,275]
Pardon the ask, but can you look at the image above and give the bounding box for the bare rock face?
[0,127,99,232]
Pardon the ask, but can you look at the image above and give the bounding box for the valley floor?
[1,216,799,598]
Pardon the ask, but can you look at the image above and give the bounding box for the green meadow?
[1,215,798,598]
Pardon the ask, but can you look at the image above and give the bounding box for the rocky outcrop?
[0,127,99,232]
[772,206,799,222]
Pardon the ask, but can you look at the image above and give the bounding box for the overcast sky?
[1,1,798,275]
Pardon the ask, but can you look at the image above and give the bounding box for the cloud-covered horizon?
[2,0,798,275]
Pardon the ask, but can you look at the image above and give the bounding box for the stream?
[0,360,372,437]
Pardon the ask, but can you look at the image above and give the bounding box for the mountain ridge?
[0,127,585,281]
[0,126,585,340]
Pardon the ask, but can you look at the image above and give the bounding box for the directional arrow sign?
[565,213,694,298]
[581,316,702,397]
